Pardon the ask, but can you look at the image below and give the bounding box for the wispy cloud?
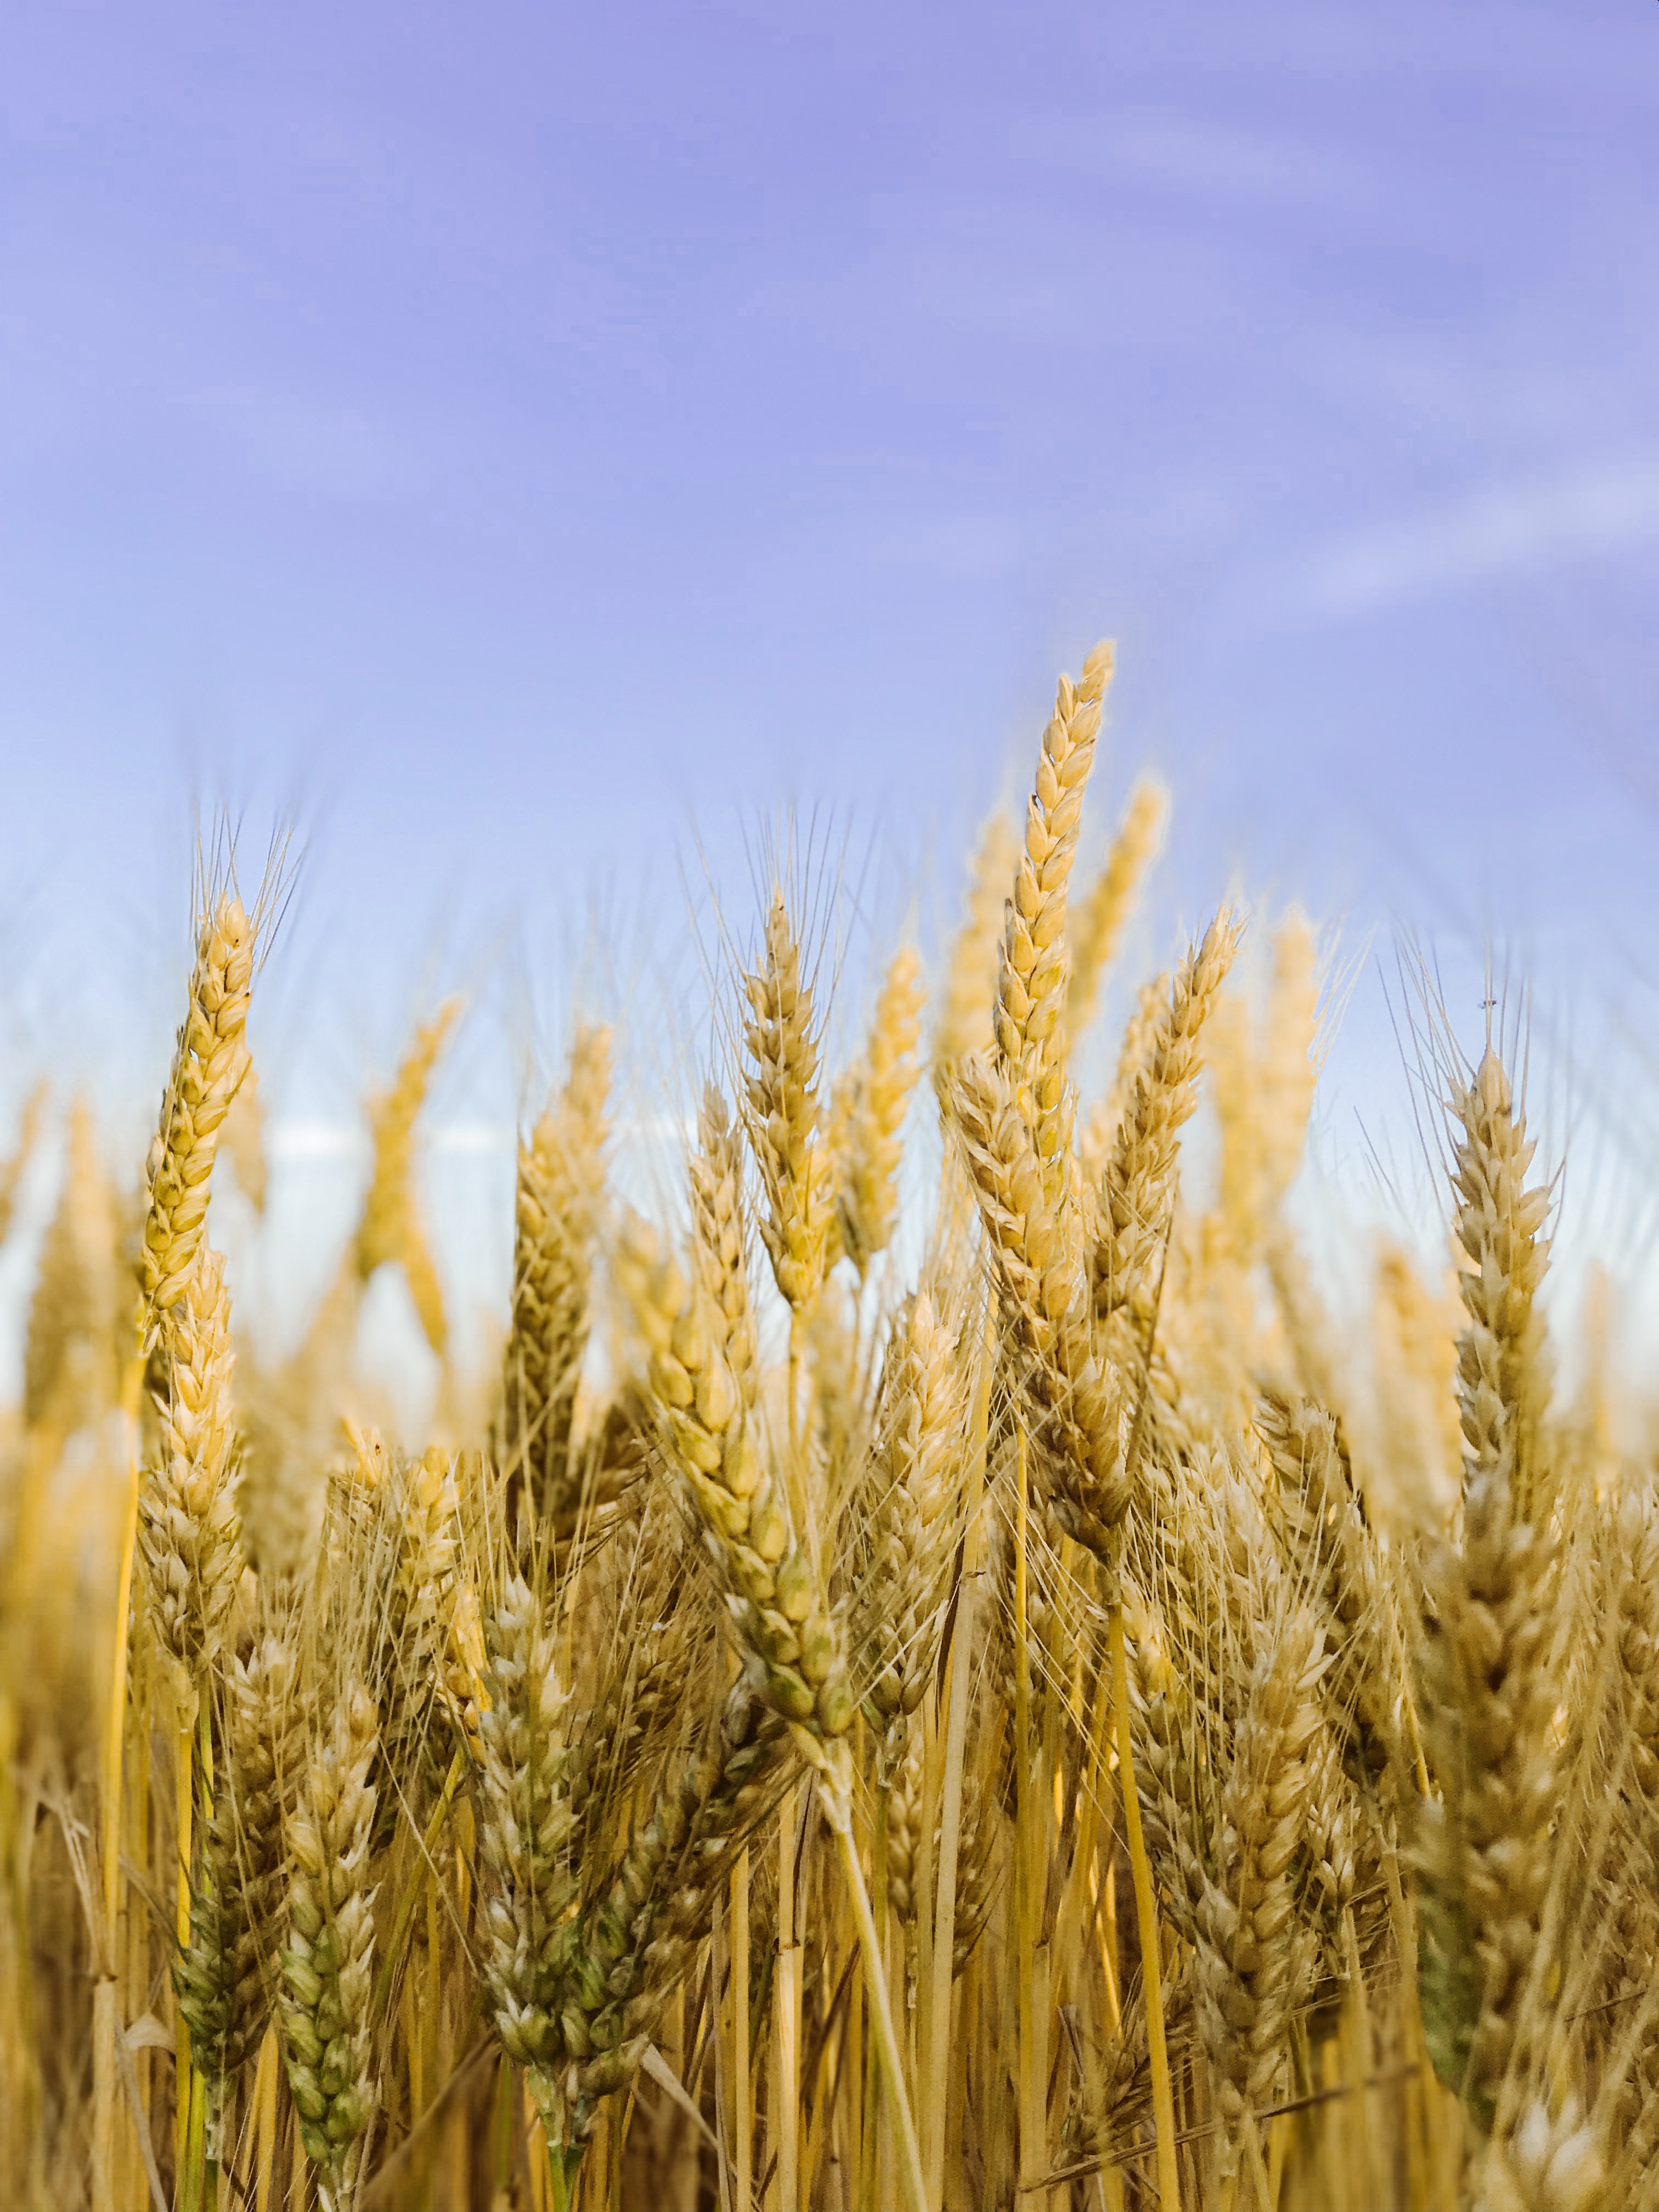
[1011,109,1364,205]
[1304,456,1659,616]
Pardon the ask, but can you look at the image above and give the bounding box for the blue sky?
[2,1,1656,1365]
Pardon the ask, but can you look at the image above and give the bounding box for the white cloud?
[1306,456,1659,616]
[1010,109,1363,205]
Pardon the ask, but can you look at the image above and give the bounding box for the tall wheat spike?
[1066,776,1167,1039]
[138,1239,241,1673]
[993,641,1113,1206]
[501,1023,612,1520]
[280,1678,380,2211]
[354,1000,460,1356]
[140,893,255,1337]
[831,942,925,1275]
[1415,1047,1558,2136]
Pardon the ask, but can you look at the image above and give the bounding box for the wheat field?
[1,641,1652,2212]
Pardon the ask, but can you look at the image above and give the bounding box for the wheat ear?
[1259,910,1319,1208]
[140,894,254,1336]
[1193,1608,1323,2185]
[98,886,253,2209]
[552,1672,787,2134]
[860,1284,963,1727]
[1256,1391,1401,1783]
[137,1239,242,1673]
[1066,776,1167,1037]
[689,1086,759,1400]
[176,1623,303,2153]
[994,641,1114,1202]
[374,1444,464,1838]
[947,1052,1126,1555]
[743,889,830,1314]
[831,943,926,1275]
[0,1077,46,1248]
[501,1023,612,1520]
[280,1679,380,2212]
[354,999,460,1355]
[24,1096,119,1437]
[1416,1047,1556,2134]
[475,1573,578,2148]
[614,1210,851,1737]
[1091,910,1238,1328]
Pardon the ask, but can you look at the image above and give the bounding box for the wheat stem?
[93,1368,144,2212]
[777,1783,802,2212]
[814,1754,928,2212]
[1109,1604,1181,2212]
[923,1310,993,2209]
[1014,1424,1045,2203]
[732,1847,752,2210]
